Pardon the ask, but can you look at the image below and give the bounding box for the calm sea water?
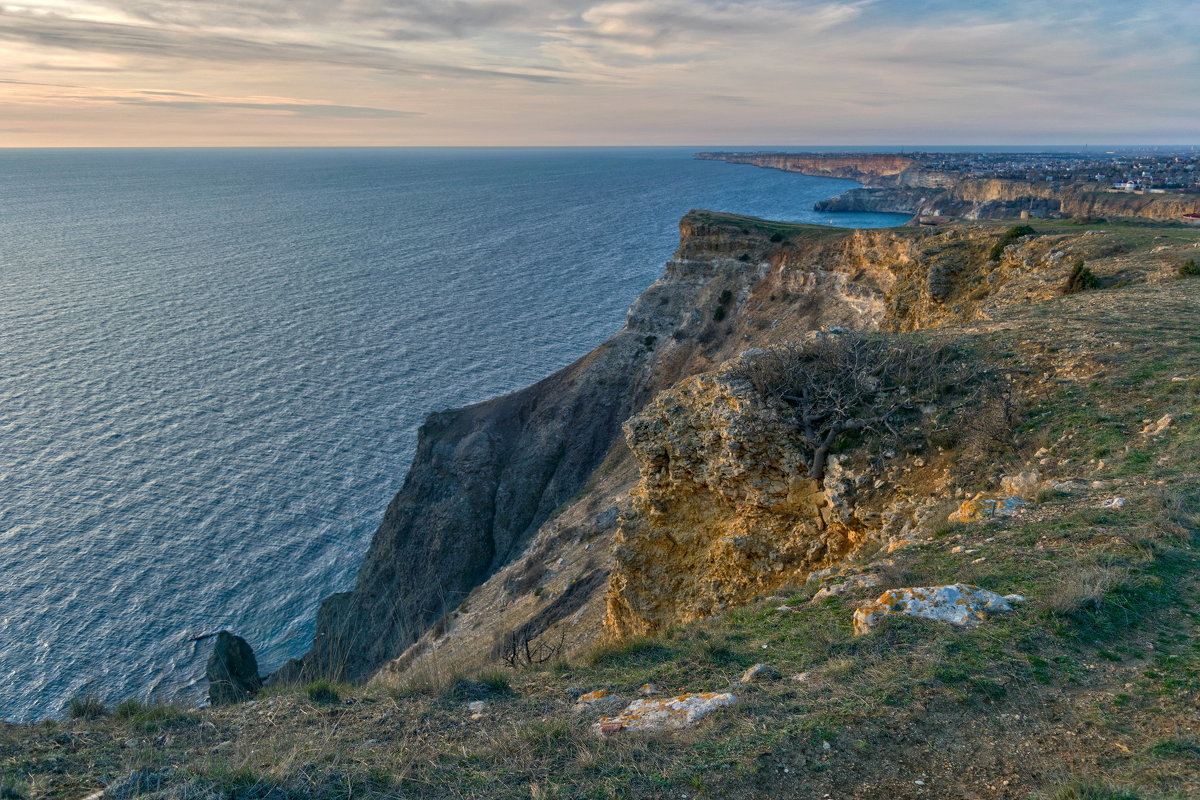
[0,148,906,721]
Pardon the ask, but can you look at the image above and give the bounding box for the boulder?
[853,584,1015,635]
[594,692,737,734]
[206,631,262,706]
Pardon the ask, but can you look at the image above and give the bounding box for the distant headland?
[696,150,1200,223]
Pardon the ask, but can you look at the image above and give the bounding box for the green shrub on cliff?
[66,693,107,720]
[305,679,340,704]
[1180,259,1200,277]
[989,224,1037,260]
[1064,261,1100,294]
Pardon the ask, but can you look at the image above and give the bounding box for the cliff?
[303,212,1191,686]
[701,153,1199,221]
[7,213,1200,800]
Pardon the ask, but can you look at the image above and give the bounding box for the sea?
[0,147,908,721]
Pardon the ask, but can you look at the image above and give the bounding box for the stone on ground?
[594,692,737,734]
[853,583,1015,635]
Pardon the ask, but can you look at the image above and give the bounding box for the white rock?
[467,701,486,713]
[595,693,738,735]
[1003,594,1027,603]
[1099,497,1126,510]
[853,584,1015,635]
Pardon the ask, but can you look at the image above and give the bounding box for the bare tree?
[738,333,969,482]
[497,628,567,669]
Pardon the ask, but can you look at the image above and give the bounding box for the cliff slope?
[340,214,1194,686]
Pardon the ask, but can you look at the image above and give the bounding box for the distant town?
[906,150,1200,193]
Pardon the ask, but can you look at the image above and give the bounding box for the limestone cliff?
[604,369,861,639]
[702,153,1198,221]
[297,210,1191,684]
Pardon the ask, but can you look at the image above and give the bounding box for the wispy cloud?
[0,0,1195,145]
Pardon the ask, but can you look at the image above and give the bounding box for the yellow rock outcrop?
[604,370,863,639]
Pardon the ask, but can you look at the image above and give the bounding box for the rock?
[467,700,486,713]
[1141,414,1174,436]
[594,692,737,735]
[948,493,1026,523]
[811,572,882,601]
[1099,497,1126,510]
[853,584,1015,635]
[790,672,813,682]
[999,471,1043,498]
[206,631,262,706]
[638,683,658,697]
[573,689,622,713]
[1003,594,1027,603]
[739,663,780,684]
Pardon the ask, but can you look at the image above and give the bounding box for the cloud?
[0,6,570,82]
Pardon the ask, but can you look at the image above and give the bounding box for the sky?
[0,0,1197,146]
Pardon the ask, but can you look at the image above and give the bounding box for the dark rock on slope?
[206,631,261,705]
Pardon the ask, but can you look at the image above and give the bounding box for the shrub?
[736,333,974,481]
[305,679,340,704]
[1042,564,1129,615]
[769,232,785,243]
[712,306,726,322]
[1179,259,1200,277]
[1064,261,1100,294]
[988,224,1037,260]
[113,699,147,719]
[67,693,108,720]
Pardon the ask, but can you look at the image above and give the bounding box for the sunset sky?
[1,0,1197,146]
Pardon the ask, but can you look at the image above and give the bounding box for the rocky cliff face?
[604,369,861,639]
[295,210,1188,684]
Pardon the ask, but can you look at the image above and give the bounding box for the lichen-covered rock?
[853,584,1014,635]
[573,689,622,713]
[594,692,737,735]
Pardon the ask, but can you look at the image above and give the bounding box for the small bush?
[113,698,147,719]
[1042,564,1129,615]
[1063,261,1100,294]
[1179,259,1200,277]
[712,306,726,322]
[989,224,1037,260]
[476,671,512,695]
[67,693,108,720]
[305,679,340,704]
[769,232,785,243]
